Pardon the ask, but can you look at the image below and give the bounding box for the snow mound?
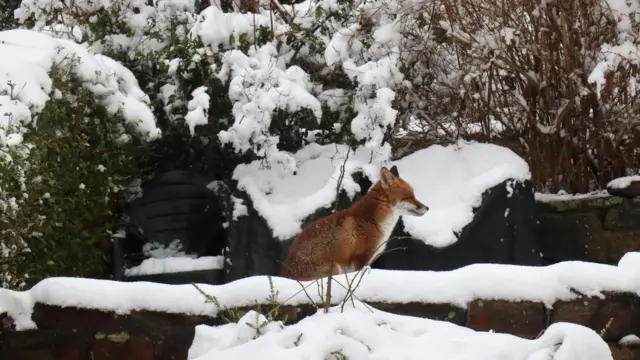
[607,175,640,190]
[232,143,384,240]
[392,141,530,247]
[0,29,160,146]
[124,256,224,277]
[2,259,639,331]
[618,252,640,272]
[188,302,612,360]
[234,140,530,247]
[619,334,640,346]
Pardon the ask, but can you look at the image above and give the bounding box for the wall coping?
[2,254,639,331]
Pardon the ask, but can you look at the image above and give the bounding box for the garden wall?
[537,194,640,265]
[2,293,639,360]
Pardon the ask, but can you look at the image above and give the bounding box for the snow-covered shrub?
[0,0,20,30]
[14,0,404,177]
[0,29,160,289]
[394,0,640,193]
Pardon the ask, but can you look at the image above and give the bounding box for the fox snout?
[398,198,429,216]
[409,201,429,216]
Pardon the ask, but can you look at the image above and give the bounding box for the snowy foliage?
[14,0,409,166]
[14,0,198,55]
[0,29,159,288]
[394,0,640,192]
[14,0,640,193]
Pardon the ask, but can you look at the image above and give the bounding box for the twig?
[324,148,350,312]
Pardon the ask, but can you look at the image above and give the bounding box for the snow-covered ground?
[234,140,530,248]
[188,302,612,360]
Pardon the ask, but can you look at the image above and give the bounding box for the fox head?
[379,165,429,216]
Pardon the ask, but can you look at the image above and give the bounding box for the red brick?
[369,301,466,325]
[0,349,54,360]
[1,312,15,330]
[52,345,80,360]
[127,336,154,360]
[466,300,545,338]
[603,205,640,231]
[602,231,640,263]
[550,294,640,341]
[91,333,130,360]
[610,344,640,360]
[33,304,125,333]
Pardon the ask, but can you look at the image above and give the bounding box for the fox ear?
[390,165,399,177]
[380,167,395,187]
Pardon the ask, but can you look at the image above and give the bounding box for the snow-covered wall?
[1,257,640,360]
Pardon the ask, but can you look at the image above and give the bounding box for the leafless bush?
[394,0,640,193]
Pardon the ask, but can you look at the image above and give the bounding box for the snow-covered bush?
[0,0,20,30]
[394,0,640,193]
[0,29,160,289]
[14,0,405,173]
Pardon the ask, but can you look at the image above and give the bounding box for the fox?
[280,165,429,281]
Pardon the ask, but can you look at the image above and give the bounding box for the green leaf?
[228,34,236,46]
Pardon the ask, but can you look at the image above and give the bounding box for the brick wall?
[537,196,640,265]
[2,293,640,360]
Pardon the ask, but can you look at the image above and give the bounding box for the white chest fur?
[369,209,400,265]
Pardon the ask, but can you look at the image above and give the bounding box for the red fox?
[280,165,429,281]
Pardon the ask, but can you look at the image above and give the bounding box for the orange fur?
[280,166,429,281]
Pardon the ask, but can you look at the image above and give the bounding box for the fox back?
[280,165,429,281]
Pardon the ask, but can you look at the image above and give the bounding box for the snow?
[185,86,210,136]
[393,141,530,247]
[142,239,192,258]
[188,302,613,360]
[607,175,640,190]
[234,140,530,247]
[124,256,224,277]
[0,29,160,146]
[214,43,322,159]
[125,241,224,276]
[619,334,640,346]
[232,143,382,240]
[618,252,640,272]
[2,258,640,331]
[16,0,198,55]
[587,0,640,94]
[534,190,611,203]
[186,5,325,164]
